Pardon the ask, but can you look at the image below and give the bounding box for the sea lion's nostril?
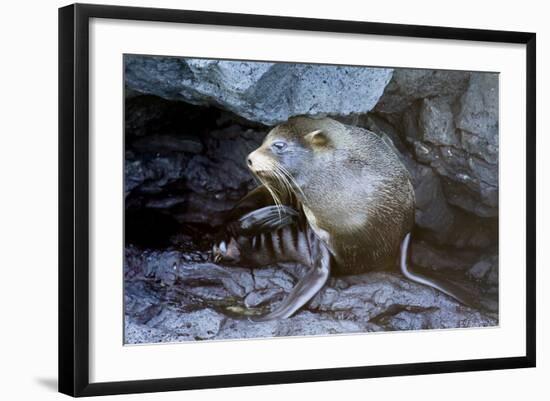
[247,157,253,167]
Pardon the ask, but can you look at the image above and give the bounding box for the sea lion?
[212,116,467,320]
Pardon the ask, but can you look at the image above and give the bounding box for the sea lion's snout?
[246,149,271,175]
[246,150,257,171]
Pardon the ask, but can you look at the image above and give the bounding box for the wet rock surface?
[123,59,499,343]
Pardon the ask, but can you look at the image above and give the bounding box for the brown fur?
[249,116,415,274]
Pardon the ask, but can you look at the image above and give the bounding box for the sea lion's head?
[246,117,342,201]
[244,115,416,273]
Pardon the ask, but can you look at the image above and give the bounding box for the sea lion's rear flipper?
[250,239,332,322]
[399,233,488,310]
[236,205,299,236]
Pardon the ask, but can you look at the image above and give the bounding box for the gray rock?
[124,247,497,344]
[371,69,498,218]
[469,259,492,280]
[419,97,458,146]
[486,259,499,287]
[125,318,176,344]
[408,134,497,218]
[244,288,284,308]
[411,240,476,272]
[460,130,498,165]
[375,69,470,114]
[468,255,499,287]
[125,55,393,125]
[457,74,499,153]
[411,165,455,236]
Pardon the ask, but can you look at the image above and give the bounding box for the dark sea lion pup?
[212,116,467,321]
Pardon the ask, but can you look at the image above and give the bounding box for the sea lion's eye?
[271,141,288,153]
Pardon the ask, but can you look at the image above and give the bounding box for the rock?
[124,246,497,344]
[125,318,176,344]
[411,164,455,237]
[375,69,470,114]
[132,135,203,154]
[469,259,492,280]
[371,69,498,218]
[411,240,477,272]
[460,130,498,165]
[125,55,393,125]
[244,288,284,308]
[456,74,499,159]
[411,137,497,217]
[125,95,171,138]
[419,97,458,146]
[468,254,499,286]
[486,259,499,287]
[124,151,189,196]
[407,134,497,218]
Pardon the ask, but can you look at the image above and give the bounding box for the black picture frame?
[58,3,536,397]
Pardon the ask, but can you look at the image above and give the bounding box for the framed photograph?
[58,3,536,397]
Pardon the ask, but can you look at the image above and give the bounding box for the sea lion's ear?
[304,129,329,147]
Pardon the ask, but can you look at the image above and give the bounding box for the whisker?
[276,162,309,203]
[271,167,290,200]
[254,159,283,220]
[269,163,295,216]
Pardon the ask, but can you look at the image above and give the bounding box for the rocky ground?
[123,57,499,343]
[124,245,497,343]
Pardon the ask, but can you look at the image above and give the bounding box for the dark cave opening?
[124,94,267,251]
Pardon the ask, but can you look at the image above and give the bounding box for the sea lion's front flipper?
[225,184,292,223]
[250,240,332,322]
[236,205,299,236]
[214,205,300,264]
